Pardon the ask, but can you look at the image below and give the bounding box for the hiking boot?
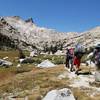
[70,68,73,72]
[78,68,82,71]
[75,70,79,75]
[65,64,69,68]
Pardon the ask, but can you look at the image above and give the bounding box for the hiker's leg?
[70,59,74,72]
[67,57,71,68]
[66,58,69,68]
[73,57,78,71]
[75,58,81,74]
[74,64,79,74]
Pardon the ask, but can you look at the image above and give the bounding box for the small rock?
[95,71,100,82]
[0,59,13,67]
[3,56,9,60]
[37,60,56,68]
[19,57,34,63]
[16,64,21,68]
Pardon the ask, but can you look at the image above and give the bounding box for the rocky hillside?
[73,26,100,48]
[0,16,100,51]
[0,16,77,51]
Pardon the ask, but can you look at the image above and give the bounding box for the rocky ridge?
[0,16,100,51]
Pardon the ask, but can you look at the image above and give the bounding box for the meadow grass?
[0,50,99,100]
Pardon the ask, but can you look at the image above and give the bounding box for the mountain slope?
[0,16,78,51]
[0,16,100,51]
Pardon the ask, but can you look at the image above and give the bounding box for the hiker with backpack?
[65,48,70,68]
[65,47,74,71]
[93,44,100,82]
[73,44,85,74]
[93,46,100,68]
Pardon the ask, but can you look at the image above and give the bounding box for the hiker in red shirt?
[73,53,81,74]
[73,44,85,74]
[74,56,81,68]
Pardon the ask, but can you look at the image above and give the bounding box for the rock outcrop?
[0,59,13,67]
[43,88,75,100]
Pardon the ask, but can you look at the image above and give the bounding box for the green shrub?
[31,55,64,64]
[52,56,64,64]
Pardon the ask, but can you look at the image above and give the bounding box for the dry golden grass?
[0,50,100,100]
[0,64,100,100]
[0,65,69,98]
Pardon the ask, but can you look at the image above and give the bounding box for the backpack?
[66,48,74,59]
[95,52,100,66]
[74,44,84,52]
[74,44,84,58]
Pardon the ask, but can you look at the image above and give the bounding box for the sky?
[0,0,100,32]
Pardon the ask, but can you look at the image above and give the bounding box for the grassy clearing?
[0,65,70,98]
[0,50,99,100]
[0,65,99,100]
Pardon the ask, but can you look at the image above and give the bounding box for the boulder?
[95,71,100,82]
[19,57,34,63]
[55,50,64,55]
[30,50,37,57]
[43,88,75,100]
[0,59,13,67]
[37,60,55,68]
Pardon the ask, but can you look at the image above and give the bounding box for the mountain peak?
[25,18,34,23]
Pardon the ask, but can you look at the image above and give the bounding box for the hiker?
[93,45,100,68]
[73,44,84,74]
[92,44,100,82]
[65,47,74,71]
[73,52,81,74]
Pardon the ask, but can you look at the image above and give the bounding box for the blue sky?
[0,0,100,32]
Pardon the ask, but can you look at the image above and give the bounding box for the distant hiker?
[65,47,74,71]
[73,44,85,74]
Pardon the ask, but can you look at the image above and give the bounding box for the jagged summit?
[25,17,34,23]
[0,16,68,50]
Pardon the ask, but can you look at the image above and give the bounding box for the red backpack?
[69,48,74,55]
